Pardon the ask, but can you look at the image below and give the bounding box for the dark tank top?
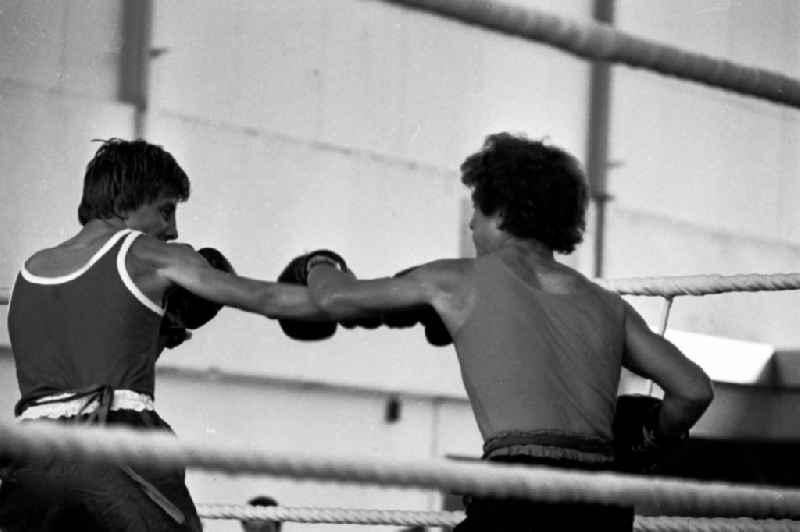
[454,253,626,443]
[7,229,164,415]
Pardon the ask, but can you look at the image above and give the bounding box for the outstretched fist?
[276,250,348,341]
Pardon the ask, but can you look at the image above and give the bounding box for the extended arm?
[622,301,714,438]
[305,258,469,325]
[148,240,328,320]
[306,266,434,320]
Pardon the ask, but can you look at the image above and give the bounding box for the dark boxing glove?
[276,250,347,341]
[160,247,236,349]
[159,314,190,350]
[613,394,688,474]
[339,315,383,330]
[422,310,452,346]
[380,266,452,347]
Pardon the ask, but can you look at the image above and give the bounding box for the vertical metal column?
[585,0,615,278]
[119,0,154,139]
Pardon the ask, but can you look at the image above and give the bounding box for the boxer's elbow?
[695,375,715,408]
[681,372,714,412]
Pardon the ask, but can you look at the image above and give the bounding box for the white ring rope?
[1,273,800,307]
[634,518,800,532]
[2,421,800,520]
[198,504,464,526]
[595,273,800,298]
[196,505,800,531]
[382,0,800,109]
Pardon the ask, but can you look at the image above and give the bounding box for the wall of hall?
[604,0,800,345]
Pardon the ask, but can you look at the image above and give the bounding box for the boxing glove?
[276,250,347,341]
[160,247,235,349]
[613,394,688,474]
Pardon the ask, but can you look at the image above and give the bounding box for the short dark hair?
[77,138,190,225]
[460,132,588,254]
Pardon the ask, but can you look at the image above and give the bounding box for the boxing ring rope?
[1,421,800,523]
[196,504,800,531]
[383,0,800,110]
[2,272,800,307]
[595,272,800,348]
[198,504,464,527]
[597,273,800,298]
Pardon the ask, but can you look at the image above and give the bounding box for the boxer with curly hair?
[300,132,714,531]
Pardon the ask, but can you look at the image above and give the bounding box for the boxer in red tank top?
[1,139,333,531]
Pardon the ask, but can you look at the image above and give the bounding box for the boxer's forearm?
[251,281,330,320]
[307,266,434,321]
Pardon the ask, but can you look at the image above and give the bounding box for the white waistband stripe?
[17,389,155,421]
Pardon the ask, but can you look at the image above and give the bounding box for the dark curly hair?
[77,138,190,225]
[460,132,588,254]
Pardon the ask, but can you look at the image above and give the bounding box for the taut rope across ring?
[3,272,800,306]
[195,504,800,531]
[383,0,800,109]
[1,420,800,520]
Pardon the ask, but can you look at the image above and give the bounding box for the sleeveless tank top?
[454,253,626,444]
[7,229,165,415]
